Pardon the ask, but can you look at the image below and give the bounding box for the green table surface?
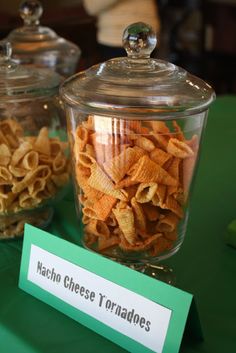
[1,96,236,353]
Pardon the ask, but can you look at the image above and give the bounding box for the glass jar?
[0,41,70,239]
[6,0,81,77]
[60,23,215,266]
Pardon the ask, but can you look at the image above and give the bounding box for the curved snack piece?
[34,127,51,155]
[84,219,110,237]
[0,167,13,185]
[167,138,194,158]
[134,136,155,152]
[77,152,97,168]
[75,114,197,257]
[0,118,23,137]
[135,182,158,203]
[113,205,136,245]
[74,125,89,152]
[150,147,171,166]
[88,163,128,201]
[119,233,162,252]
[149,237,172,257]
[11,141,32,166]
[156,212,180,232]
[21,151,39,170]
[0,144,11,166]
[98,235,120,251]
[103,146,145,183]
[130,155,178,186]
[12,165,51,193]
[28,178,47,198]
[131,197,146,232]
[92,194,117,221]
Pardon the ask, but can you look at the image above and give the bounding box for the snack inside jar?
[70,113,202,262]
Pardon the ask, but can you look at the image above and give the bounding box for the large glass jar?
[60,23,215,266]
[6,0,81,77]
[0,41,70,239]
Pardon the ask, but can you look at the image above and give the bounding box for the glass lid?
[0,41,61,101]
[7,0,80,58]
[61,22,215,118]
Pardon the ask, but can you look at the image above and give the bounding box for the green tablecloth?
[1,96,236,353]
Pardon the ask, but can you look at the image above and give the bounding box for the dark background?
[0,0,236,94]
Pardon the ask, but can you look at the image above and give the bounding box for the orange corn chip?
[134,136,155,152]
[92,142,106,165]
[142,203,160,221]
[124,184,139,201]
[166,158,181,195]
[77,152,97,168]
[83,206,99,219]
[148,121,170,134]
[131,155,178,186]
[160,195,184,218]
[167,157,181,180]
[126,120,149,135]
[152,184,166,206]
[150,148,172,166]
[74,125,89,152]
[88,163,128,201]
[115,176,138,189]
[135,182,158,203]
[82,214,90,224]
[93,194,117,221]
[82,115,94,130]
[156,212,180,232]
[167,138,194,158]
[150,132,169,150]
[98,235,120,251]
[106,213,117,226]
[113,205,136,245]
[149,237,172,256]
[84,232,97,247]
[84,219,110,237]
[76,168,103,202]
[103,146,145,183]
[172,121,185,141]
[164,230,177,241]
[119,233,161,252]
[183,155,196,197]
[131,197,146,232]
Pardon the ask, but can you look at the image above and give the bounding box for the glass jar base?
[138,263,176,285]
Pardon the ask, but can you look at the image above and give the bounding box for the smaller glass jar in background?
[6,0,81,77]
[0,41,70,239]
[60,23,215,267]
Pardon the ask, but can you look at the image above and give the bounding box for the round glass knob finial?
[123,22,157,59]
[0,41,12,62]
[19,0,43,26]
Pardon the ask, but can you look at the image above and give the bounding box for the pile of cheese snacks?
[73,115,198,257]
[0,208,53,239]
[0,118,69,238]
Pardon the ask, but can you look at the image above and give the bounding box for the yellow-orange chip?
[113,205,136,245]
[167,138,194,158]
[131,197,146,232]
[130,155,178,186]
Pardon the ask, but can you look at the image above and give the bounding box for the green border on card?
[19,224,195,353]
